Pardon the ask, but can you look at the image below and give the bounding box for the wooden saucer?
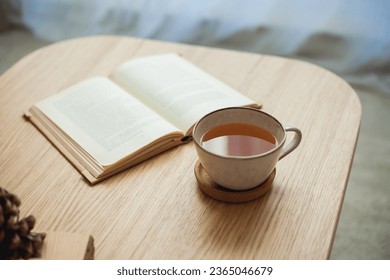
[194,160,275,203]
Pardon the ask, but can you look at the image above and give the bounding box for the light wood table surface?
[0,36,361,259]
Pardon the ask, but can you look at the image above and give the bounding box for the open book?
[25,53,259,184]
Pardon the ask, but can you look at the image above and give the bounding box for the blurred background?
[1,0,389,259]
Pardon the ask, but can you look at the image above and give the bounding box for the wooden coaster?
[194,161,275,203]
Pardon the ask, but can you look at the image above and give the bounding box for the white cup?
[193,107,302,190]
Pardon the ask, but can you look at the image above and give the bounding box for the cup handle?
[279,126,302,160]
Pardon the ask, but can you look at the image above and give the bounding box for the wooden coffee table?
[0,36,361,259]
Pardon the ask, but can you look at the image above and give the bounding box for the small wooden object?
[39,231,94,260]
[194,161,275,203]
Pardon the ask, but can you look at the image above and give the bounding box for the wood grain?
[0,36,361,259]
[39,231,94,260]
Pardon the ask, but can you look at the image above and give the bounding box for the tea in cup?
[193,107,302,190]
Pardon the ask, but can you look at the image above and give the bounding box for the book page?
[34,77,182,166]
[111,54,257,134]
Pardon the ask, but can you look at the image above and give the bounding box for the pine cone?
[0,187,46,259]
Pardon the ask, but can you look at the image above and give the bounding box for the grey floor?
[1,28,389,260]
